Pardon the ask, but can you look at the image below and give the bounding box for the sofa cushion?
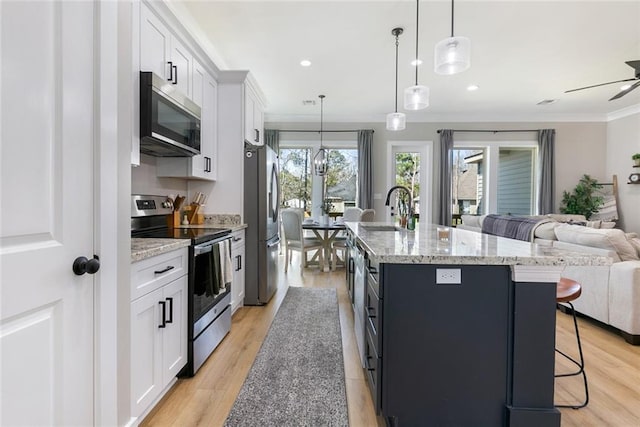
[627,236,640,258]
[460,214,483,229]
[554,224,639,261]
[546,214,587,223]
[533,221,559,240]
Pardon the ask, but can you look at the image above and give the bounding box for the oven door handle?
[194,244,213,256]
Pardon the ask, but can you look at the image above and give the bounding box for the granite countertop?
[131,238,190,263]
[346,222,612,267]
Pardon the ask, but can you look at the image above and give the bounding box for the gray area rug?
[224,287,349,426]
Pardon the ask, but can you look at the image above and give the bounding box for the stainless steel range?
[131,195,233,376]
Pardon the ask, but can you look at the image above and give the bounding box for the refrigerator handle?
[270,162,279,223]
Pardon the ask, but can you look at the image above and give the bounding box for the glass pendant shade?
[386,112,406,131]
[314,148,328,176]
[434,36,471,75]
[404,85,430,110]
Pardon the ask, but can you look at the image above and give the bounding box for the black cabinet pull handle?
[236,255,242,271]
[254,129,260,143]
[367,266,378,275]
[365,356,375,372]
[167,61,173,81]
[366,306,376,319]
[204,156,211,172]
[158,301,166,328]
[348,258,354,274]
[165,297,173,324]
[172,65,178,84]
[154,265,175,275]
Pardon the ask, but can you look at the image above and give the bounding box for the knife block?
[168,212,181,228]
[183,205,203,225]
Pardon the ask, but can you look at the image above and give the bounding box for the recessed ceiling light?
[621,84,632,91]
[537,99,557,105]
[302,100,316,106]
[411,59,423,66]
[300,60,312,67]
[467,84,479,91]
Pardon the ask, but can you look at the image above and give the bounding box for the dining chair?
[343,207,363,222]
[360,209,375,222]
[281,209,324,274]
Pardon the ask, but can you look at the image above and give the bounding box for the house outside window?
[452,142,538,217]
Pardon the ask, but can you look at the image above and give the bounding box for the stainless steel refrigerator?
[243,143,280,305]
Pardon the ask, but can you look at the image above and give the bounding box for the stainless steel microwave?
[139,71,201,157]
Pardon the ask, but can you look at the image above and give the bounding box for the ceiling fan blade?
[625,60,640,71]
[609,80,640,101]
[565,78,637,93]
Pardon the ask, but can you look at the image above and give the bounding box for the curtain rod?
[437,129,538,134]
[274,129,375,134]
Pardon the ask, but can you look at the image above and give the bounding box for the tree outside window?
[279,148,312,214]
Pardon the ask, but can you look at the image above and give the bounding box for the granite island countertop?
[131,238,190,263]
[346,222,612,267]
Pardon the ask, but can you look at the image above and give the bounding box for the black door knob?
[73,255,100,275]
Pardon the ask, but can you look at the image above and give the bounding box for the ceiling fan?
[565,60,640,101]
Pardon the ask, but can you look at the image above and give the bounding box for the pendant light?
[313,95,328,176]
[387,28,406,131]
[434,0,470,75]
[404,0,429,111]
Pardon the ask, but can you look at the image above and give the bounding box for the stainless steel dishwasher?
[353,243,366,366]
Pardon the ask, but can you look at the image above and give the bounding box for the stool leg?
[555,302,589,409]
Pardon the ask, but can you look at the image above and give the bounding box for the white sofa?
[458,214,640,345]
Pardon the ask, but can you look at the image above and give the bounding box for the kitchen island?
[344,222,611,427]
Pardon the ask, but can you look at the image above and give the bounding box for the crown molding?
[607,103,640,121]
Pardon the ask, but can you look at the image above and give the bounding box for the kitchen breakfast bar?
[344,222,611,427]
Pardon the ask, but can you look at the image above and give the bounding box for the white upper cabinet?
[245,85,265,146]
[157,59,217,181]
[140,5,171,82]
[169,36,192,98]
[140,3,192,99]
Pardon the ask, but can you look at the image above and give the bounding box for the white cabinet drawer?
[131,247,188,301]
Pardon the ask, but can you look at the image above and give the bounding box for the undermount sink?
[360,224,402,232]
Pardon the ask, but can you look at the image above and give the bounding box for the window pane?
[452,149,483,216]
[497,148,534,215]
[279,148,312,215]
[325,149,358,214]
[393,152,420,217]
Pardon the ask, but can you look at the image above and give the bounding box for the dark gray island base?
[378,263,559,427]
[345,222,611,427]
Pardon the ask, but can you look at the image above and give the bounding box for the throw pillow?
[534,221,559,240]
[554,224,639,261]
[628,237,640,258]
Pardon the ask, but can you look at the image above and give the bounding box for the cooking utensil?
[173,195,186,211]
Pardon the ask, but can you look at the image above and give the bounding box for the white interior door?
[1,1,95,425]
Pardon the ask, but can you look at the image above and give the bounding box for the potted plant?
[321,198,334,224]
[560,174,604,220]
[633,153,640,167]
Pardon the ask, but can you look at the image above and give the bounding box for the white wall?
[607,112,640,233]
[268,120,608,223]
[131,154,188,197]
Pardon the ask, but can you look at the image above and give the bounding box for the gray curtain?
[438,130,454,226]
[264,129,279,152]
[537,129,555,214]
[357,130,373,209]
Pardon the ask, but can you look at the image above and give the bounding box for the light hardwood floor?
[141,253,640,427]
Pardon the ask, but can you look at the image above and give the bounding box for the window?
[279,144,358,218]
[452,142,537,218]
[279,148,312,212]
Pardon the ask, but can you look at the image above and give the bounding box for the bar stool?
[555,277,589,409]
